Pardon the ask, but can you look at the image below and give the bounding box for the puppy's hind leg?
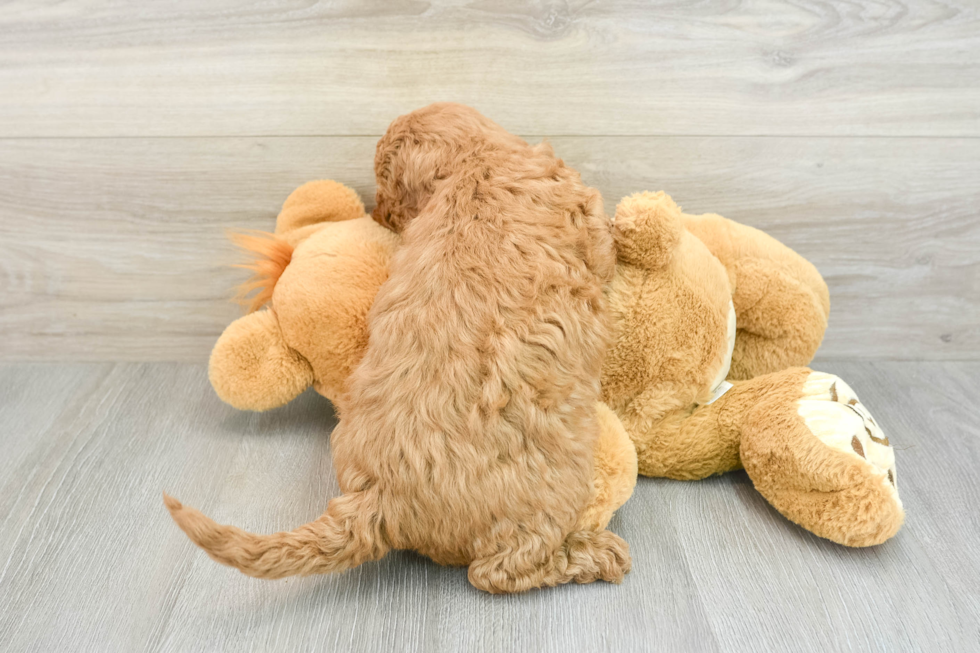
[467,529,631,594]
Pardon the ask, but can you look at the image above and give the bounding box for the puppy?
[167,103,628,593]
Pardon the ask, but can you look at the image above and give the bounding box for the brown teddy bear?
[605,192,902,546]
[206,180,903,548]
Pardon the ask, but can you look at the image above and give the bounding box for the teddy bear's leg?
[576,402,638,532]
[739,369,904,547]
[209,310,315,411]
[727,258,829,381]
[274,180,367,237]
[623,380,760,480]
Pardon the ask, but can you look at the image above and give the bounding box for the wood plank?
[1,136,977,362]
[0,361,977,651]
[0,0,978,137]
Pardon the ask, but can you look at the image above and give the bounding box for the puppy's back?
[334,137,617,567]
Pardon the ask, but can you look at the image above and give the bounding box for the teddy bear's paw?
[740,368,905,547]
[797,372,900,503]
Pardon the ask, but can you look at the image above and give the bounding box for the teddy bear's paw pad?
[798,372,900,503]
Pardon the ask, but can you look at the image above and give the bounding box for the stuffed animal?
[209,180,903,547]
[605,192,903,547]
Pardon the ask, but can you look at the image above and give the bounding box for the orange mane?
[229,231,294,313]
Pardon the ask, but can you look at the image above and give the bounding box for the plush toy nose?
[209,310,314,412]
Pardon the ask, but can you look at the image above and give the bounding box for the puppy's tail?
[164,488,388,579]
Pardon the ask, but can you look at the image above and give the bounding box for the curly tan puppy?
[166,103,628,593]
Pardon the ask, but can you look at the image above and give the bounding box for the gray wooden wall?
[1,0,978,362]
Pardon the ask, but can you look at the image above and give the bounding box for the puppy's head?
[372,103,526,232]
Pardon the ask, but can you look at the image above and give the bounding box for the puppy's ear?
[275,180,366,236]
[209,310,314,411]
[613,191,684,270]
[372,113,448,233]
[372,128,412,232]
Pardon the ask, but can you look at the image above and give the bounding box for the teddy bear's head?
[208,181,398,411]
[602,191,737,418]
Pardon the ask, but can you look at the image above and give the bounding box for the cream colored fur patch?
[707,300,737,395]
[799,372,901,505]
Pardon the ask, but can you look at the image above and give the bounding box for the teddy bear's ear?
[613,191,684,270]
[275,180,366,237]
[209,310,314,411]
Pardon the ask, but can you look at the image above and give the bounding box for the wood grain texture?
[0,0,978,137]
[0,361,978,652]
[1,136,977,362]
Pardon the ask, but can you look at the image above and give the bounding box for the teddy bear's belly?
[703,299,737,403]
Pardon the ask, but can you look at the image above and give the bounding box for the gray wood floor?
[1,361,977,652]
